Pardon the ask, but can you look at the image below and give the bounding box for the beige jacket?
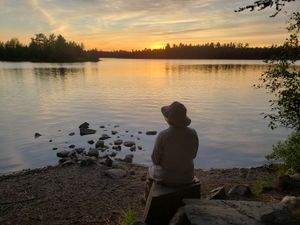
[149,126,199,185]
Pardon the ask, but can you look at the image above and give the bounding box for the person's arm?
[151,133,163,165]
[192,129,199,159]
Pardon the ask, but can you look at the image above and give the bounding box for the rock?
[75,148,85,154]
[228,184,252,199]
[126,130,129,133]
[146,131,157,135]
[56,150,70,158]
[124,154,134,163]
[276,175,300,191]
[130,135,134,137]
[130,145,136,152]
[124,141,135,147]
[281,196,300,209]
[88,140,94,145]
[290,173,300,181]
[58,158,67,164]
[80,128,96,136]
[69,144,75,149]
[110,152,117,157]
[209,186,226,200]
[100,125,105,128]
[99,134,111,140]
[169,207,189,225]
[95,140,104,148]
[114,139,123,145]
[138,131,142,134]
[52,147,58,150]
[114,125,120,128]
[111,130,118,135]
[105,169,127,179]
[104,156,114,167]
[138,146,143,150]
[112,145,122,151]
[69,132,75,136]
[79,122,89,129]
[34,132,42,138]
[182,199,293,225]
[88,149,99,158]
[68,150,76,157]
[80,156,96,167]
[61,160,74,167]
[49,139,53,142]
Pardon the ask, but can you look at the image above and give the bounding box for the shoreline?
[1,159,297,225]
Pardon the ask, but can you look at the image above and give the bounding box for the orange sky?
[1,0,299,50]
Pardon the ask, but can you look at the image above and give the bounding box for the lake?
[0,59,290,174]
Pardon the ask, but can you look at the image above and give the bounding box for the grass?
[119,207,135,225]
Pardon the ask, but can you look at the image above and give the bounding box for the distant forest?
[98,43,283,60]
[0,33,99,62]
[0,33,288,61]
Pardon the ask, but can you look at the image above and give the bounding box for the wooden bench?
[143,179,201,224]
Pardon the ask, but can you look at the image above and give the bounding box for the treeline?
[0,33,99,62]
[98,42,283,59]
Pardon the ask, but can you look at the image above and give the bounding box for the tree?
[255,12,300,131]
[235,0,296,17]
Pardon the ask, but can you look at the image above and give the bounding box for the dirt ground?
[0,162,296,225]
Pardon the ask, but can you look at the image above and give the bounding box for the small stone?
[52,147,58,150]
[69,132,75,136]
[114,139,123,145]
[88,140,94,145]
[124,154,134,163]
[61,160,74,167]
[146,131,157,135]
[100,125,105,128]
[125,130,129,133]
[124,141,135,147]
[79,122,89,129]
[80,128,96,136]
[68,150,76,157]
[75,148,85,154]
[137,137,140,140]
[99,134,111,140]
[138,131,142,134]
[80,156,96,167]
[105,169,127,179]
[130,135,134,137]
[209,186,226,200]
[111,130,118,135]
[95,140,104,148]
[130,145,136,152]
[34,132,42,138]
[57,150,70,158]
[49,139,53,142]
[69,144,75,149]
[138,145,142,150]
[114,125,120,128]
[88,148,99,157]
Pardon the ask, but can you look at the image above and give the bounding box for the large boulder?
[228,184,253,199]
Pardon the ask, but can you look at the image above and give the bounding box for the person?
[145,101,199,200]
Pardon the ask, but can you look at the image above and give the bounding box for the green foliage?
[119,207,135,225]
[251,176,276,194]
[255,12,300,131]
[266,131,300,173]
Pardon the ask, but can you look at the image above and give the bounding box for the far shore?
[0,160,296,225]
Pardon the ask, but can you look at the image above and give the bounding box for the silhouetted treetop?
[235,0,295,17]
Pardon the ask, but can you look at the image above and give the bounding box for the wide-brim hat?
[161,101,191,127]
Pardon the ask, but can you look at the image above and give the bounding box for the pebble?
[52,147,58,150]
[49,139,53,142]
[99,134,111,140]
[69,132,75,136]
[95,140,104,148]
[138,146,142,150]
[130,145,136,152]
[57,150,70,158]
[69,144,75,149]
[100,125,105,128]
[114,139,123,145]
[111,130,118,135]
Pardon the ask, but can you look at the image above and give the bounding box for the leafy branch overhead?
[235,0,295,17]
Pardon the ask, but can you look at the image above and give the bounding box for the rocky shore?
[0,160,299,225]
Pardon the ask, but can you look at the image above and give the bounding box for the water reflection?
[0,59,291,173]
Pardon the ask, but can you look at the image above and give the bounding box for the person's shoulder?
[186,127,198,136]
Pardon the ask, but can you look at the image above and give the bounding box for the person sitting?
[145,101,199,200]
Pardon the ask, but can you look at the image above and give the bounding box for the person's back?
[145,101,199,199]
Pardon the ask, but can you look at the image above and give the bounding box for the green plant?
[266,131,300,173]
[119,207,135,225]
[251,177,276,194]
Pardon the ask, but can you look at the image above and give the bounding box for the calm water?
[0,59,290,173]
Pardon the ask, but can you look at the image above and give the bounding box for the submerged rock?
[69,144,75,149]
[79,122,89,129]
[34,132,42,138]
[146,131,157,135]
[124,141,135,147]
[80,128,96,136]
[88,140,94,145]
[68,132,75,136]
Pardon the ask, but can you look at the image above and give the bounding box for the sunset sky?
[1,0,299,50]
